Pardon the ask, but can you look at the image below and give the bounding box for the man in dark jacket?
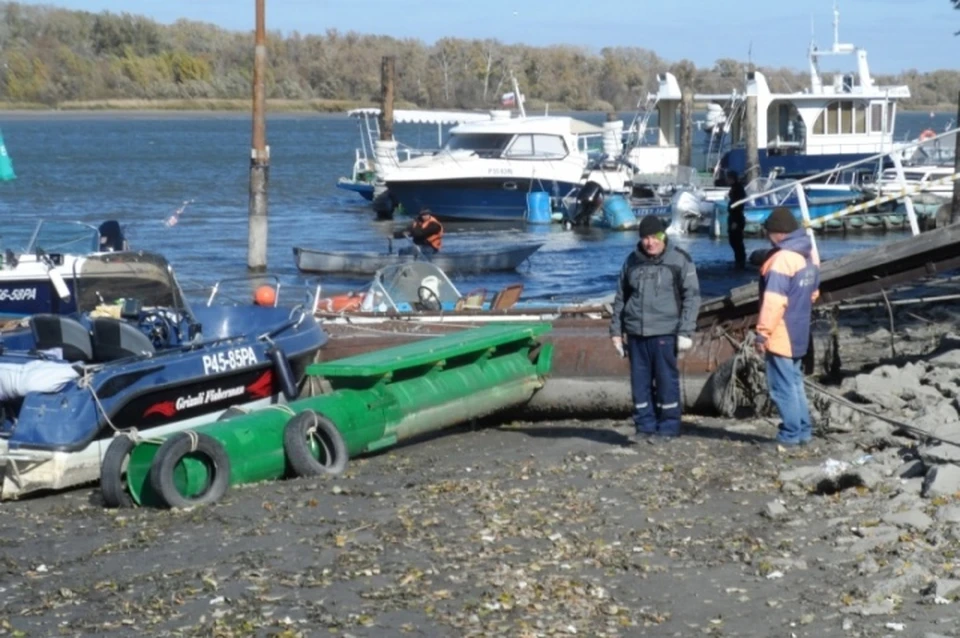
[610,215,701,440]
[395,208,444,255]
[727,171,747,270]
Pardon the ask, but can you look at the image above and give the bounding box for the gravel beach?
[3,288,960,638]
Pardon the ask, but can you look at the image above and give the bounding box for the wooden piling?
[678,90,693,168]
[744,95,759,182]
[952,90,960,224]
[247,0,269,273]
[378,56,396,142]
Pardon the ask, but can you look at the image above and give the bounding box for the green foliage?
[0,2,955,109]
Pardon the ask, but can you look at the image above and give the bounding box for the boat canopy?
[451,116,602,137]
[73,251,192,318]
[347,108,492,126]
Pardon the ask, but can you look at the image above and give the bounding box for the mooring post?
[379,56,396,142]
[952,90,960,225]
[372,56,397,219]
[679,90,693,169]
[745,95,759,182]
[247,0,269,273]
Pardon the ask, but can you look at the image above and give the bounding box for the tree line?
[0,2,957,111]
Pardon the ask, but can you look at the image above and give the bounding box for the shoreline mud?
[2,285,960,636]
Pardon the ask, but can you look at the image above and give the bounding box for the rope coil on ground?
[715,327,960,449]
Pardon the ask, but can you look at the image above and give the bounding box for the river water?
[0,109,952,304]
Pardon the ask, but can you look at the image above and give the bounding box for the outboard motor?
[98,220,126,252]
[566,181,604,229]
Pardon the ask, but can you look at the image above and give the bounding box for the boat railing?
[732,125,960,208]
[732,125,960,264]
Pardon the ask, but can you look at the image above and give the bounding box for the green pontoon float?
[107,323,553,508]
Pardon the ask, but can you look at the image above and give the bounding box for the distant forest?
[0,2,957,111]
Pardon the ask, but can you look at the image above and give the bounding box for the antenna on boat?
[832,0,840,52]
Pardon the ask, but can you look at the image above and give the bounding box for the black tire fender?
[100,435,136,509]
[283,410,348,478]
[148,431,232,509]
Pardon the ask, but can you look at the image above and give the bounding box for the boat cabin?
[437,113,602,162]
[695,7,910,178]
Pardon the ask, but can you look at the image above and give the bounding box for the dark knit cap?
[637,215,665,238]
[764,207,799,233]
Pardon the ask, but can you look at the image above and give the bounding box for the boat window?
[840,103,853,134]
[870,104,883,132]
[445,133,513,158]
[854,106,866,134]
[503,134,568,159]
[880,170,928,181]
[826,103,839,135]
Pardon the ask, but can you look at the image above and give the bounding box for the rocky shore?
[2,285,960,637]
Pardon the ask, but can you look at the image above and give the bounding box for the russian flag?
[501,91,517,107]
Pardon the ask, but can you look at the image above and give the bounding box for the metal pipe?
[952,89,960,223]
[833,293,960,311]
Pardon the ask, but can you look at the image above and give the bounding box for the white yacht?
[697,5,911,179]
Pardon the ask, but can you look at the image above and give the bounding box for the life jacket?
[414,214,443,251]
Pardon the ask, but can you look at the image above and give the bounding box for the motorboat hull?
[293,243,543,275]
[386,178,578,221]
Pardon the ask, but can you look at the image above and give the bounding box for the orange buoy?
[254,285,277,306]
[919,129,937,142]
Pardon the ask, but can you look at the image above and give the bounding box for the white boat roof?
[347,108,492,125]
[451,115,603,137]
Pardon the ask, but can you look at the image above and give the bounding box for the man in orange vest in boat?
[394,208,443,256]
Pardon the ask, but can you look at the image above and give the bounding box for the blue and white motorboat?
[0,219,129,319]
[697,6,910,180]
[381,113,630,222]
[337,108,498,211]
[0,251,327,499]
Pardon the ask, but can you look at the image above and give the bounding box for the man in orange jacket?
[755,207,820,446]
[395,209,443,255]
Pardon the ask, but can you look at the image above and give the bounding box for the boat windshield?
[444,133,513,158]
[362,262,461,312]
[24,220,101,254]
[72,251,194,319]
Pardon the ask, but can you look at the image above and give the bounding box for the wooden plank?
[697,223,960,325]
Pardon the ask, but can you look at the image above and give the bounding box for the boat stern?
[0,441,100,500]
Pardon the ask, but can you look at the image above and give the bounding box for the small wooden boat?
[293,242,543,275]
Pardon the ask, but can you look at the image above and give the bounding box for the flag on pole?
[500,91,517,107]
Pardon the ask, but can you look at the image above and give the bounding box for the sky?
[16,0,959,74]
